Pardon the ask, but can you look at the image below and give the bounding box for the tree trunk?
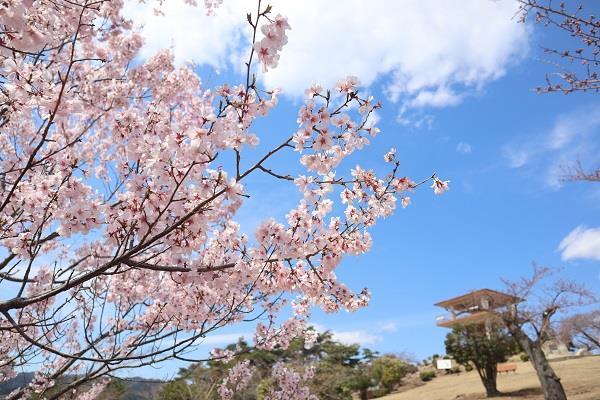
[477,365,499,397]
[482,378,499,398]
[511,327,567,400]
[359,387,368,400]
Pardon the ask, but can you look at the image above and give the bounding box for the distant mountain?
[0,372,35,396]
[0,373,164,400]
[111,378,164,400]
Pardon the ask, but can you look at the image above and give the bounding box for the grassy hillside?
[382,356,600,400]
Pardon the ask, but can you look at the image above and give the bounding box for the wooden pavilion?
[434,288,521,329]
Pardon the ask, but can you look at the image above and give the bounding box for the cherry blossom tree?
[517,2,600,185]
[562,161,600,183]
[518,0,600,94]
[497,266,597,400]
[0,0,445,398]
[558,310,600,351]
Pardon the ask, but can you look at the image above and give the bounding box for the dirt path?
[382,356,600,400]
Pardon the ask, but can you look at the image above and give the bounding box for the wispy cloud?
[199,332,249,346]
[404,86,462,109]
[456,142,472,154]
[503,104,600,188]
[503,146,529,168]
[313,315,433,346]
[377,321,399,333]
[331,330,383,345]
[310,322,383,345]
[558,225,600,261]
[126,0,527,118]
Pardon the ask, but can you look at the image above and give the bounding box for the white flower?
[431,177,450,195]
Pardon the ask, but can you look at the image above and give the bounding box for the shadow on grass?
[455,387,543,399]
[487,387,543,399]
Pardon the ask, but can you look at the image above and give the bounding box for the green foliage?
[419,371,436,382]
[96,379,128,400]
[444,325,518,371]
[311,362,356,400]
[347,367,374,394]
[255,378,274,400]
[367,387,391,398]
[445,324,519,396]
[153,332,415,400]
[465,363,474,372]
[371,356,409,391]
[519,352,530,362]
[156,380,193,400]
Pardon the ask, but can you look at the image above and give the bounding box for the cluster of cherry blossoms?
[253,13,290,71]
[0,0,447,398]
[265,363,318,400]
[213,358,317,400]
[70,380,110,400]
[218,360,256,400]
[293,77,382,175]
[202,0,223,14]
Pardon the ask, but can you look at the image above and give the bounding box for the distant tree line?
[156,331,415,400]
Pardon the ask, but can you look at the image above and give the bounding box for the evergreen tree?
[445,324,518,397]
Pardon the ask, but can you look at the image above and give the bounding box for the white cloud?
[312,319,408,345]
[456,142,472,154]
[377,321,399,333]
[267,0,528,108]
[123,0,248,67]
[126,0,528,113]
[398,113,434,129]
[405,86,462,109]
[503,146,530,168]
[199,332,249,346]
[310,322,384,345]
[503,104,600,188]
[558,226,600,261]
[331,330,382,345]
[548,107,600,150]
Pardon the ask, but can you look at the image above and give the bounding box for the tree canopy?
[156,331,413,400]
[445,324,518,397]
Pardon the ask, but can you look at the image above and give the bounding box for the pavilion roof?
[434,288,521,311]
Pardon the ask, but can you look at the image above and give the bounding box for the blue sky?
[123,0,600,375]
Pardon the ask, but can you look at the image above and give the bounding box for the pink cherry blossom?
[401,196,411,208]
[0,1,444,397]
[431,177,450,195]
[253,14,290,72]
[263,363,318,400]
[218,360,255,399]
[384,147,397,162]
